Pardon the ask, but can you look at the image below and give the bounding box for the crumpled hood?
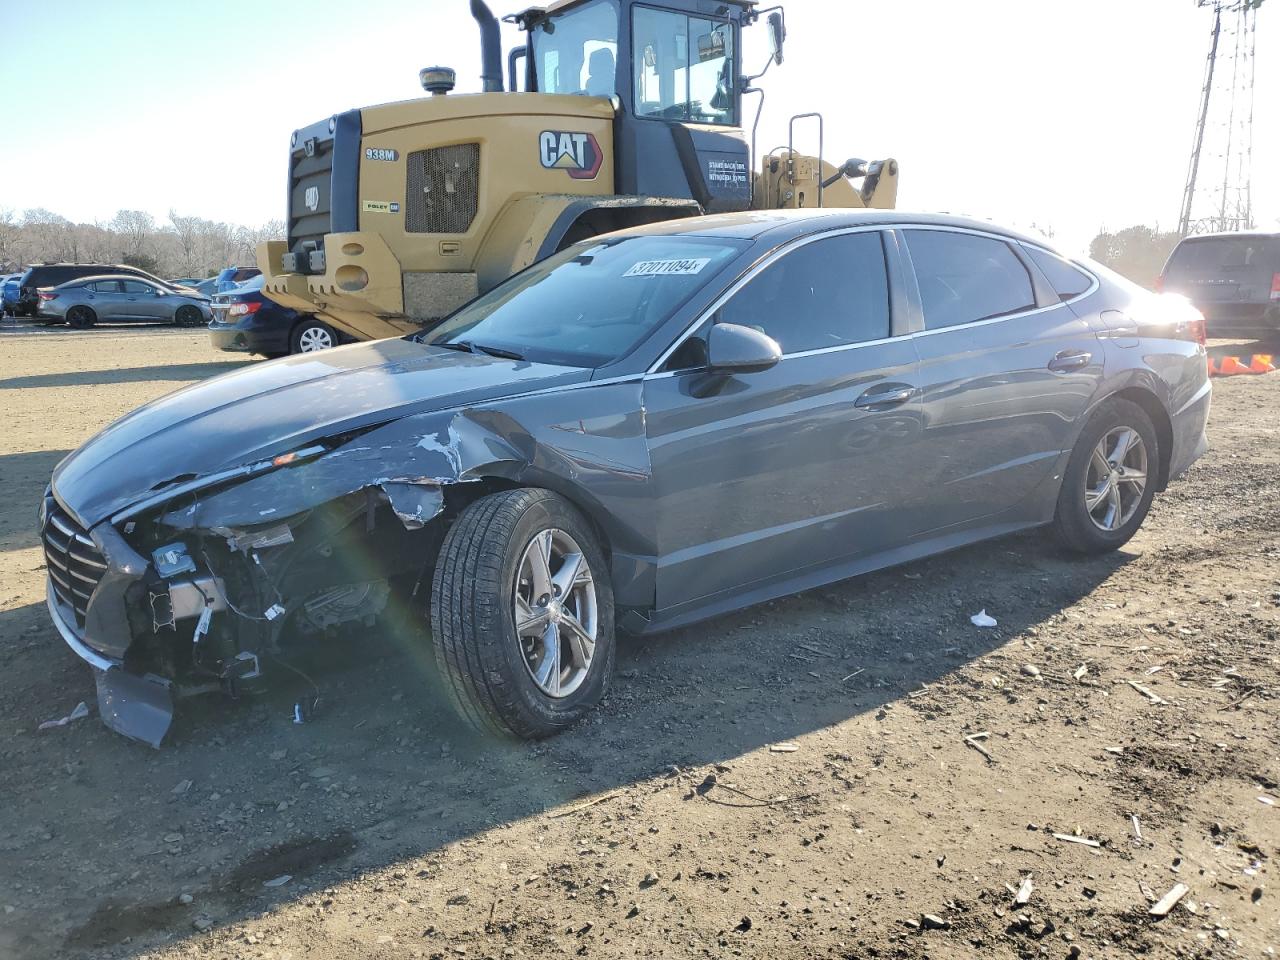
[53,338,590,527]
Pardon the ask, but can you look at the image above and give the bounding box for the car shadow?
[0,451,70,553]
[0,528,1133,959]
[0,360,253,391]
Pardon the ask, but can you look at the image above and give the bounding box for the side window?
[89,281,122,293]
[717,232,890,354]
[633,7,734,125]
[1025,246,1093,301]
[122,280,153,294]
[905,230,1036,329]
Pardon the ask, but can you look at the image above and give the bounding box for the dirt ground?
[0,319,1277,960]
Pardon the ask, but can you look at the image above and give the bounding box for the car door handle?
[1048,350,1092,372]
[854,385,916,409]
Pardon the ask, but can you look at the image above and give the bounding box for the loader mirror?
[767,11,785,65]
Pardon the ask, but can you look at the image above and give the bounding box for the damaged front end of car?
[42,412,525,747]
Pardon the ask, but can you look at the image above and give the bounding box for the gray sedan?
[37,275,212,328]
[42,210,1210,745]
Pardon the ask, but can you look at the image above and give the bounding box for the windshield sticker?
[622,258,712,278]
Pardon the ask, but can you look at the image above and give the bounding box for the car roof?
[1174,230,1280,242]
[605,208,1059,250]
[56,274,162,286]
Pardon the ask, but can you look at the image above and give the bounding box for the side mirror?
[707,322,781,374]
[767,11,786,65]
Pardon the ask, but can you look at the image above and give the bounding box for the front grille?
[405,143,480,234]
[43,501,107,627]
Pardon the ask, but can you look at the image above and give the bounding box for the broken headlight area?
[91,485,447,745]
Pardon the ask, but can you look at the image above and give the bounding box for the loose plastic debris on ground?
[36,701,89,731]
[970,609,998,627]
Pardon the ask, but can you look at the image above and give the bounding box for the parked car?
[42,210,1210,746]
[190,277,220,298]
[17,262,184,318]
[214,266,261,293]
[1159,231,1280,335]
[2,273,22,316]
[209,275,342,355]
[169,277,208,288]
[37,275,212,328]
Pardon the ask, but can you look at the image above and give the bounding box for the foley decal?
[539,130,603,180]
[362,200,401,214]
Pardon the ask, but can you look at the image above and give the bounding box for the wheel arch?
[1109,386,1174,491]
[536,196,704,259]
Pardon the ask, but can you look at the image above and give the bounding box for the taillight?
[1270,272,1280,302]
[1154,274,1165,294]
[38,291,55,301]
[228,301,262,317]
[1187,314,1206,347]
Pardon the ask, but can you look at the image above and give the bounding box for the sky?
[0,0,1274,254]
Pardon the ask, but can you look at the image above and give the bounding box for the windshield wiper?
[426,339,526,361]
[470,342,525,361]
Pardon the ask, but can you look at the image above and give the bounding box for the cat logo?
[304,186,320,212]
[538,130,603,180]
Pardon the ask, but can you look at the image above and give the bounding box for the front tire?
[290,318,336,354]
[66,306,96,329]
[1052,398,1159,554]
[430,489,615,739]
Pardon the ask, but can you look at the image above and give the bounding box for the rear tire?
[1052,398,1159,554]
[175,305,203,327]
[430,489,615,739]
[66,306,96,329]
[290,319,336,354]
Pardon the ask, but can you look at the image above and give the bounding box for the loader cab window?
[531,0,619,97]
[633,6,735,125]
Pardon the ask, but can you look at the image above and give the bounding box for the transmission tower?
[1178,0,1264,236]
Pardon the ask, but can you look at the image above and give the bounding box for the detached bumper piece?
[94,666,174,749]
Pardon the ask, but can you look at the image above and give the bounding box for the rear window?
[1166,236,1280,277]
[1025,246,1094,301]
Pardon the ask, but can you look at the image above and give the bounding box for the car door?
[120,279,165,320]
[900,228,1104,534]
[642,229,923,611]
[85,280,126,319]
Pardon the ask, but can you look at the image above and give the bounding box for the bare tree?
[5,206,286,278]
[109,209,157,266]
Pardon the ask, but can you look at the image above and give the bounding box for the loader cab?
[515,0,755,212]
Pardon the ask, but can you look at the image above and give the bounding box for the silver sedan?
[37,275,212,328]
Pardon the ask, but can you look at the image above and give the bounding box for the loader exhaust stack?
[471,0,504,92]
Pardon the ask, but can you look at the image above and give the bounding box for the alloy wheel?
[1084,426,1148,532]
[297,325,334,352]
[513,528,597,698]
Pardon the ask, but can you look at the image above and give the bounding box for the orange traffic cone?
[1207,356,1218,376]
[1218,356,1252,375]
[1248,354,1275,374]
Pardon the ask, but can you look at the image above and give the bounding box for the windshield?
[532,0,619,96]
[419,235,746,368]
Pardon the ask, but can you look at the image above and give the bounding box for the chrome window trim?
[1019,241,1102,306]
[645,224,894,375]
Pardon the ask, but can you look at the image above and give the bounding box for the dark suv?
[1159,232,1280,335]
[16,263,178,318]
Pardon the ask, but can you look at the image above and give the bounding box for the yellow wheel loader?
[258,0,899,341]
